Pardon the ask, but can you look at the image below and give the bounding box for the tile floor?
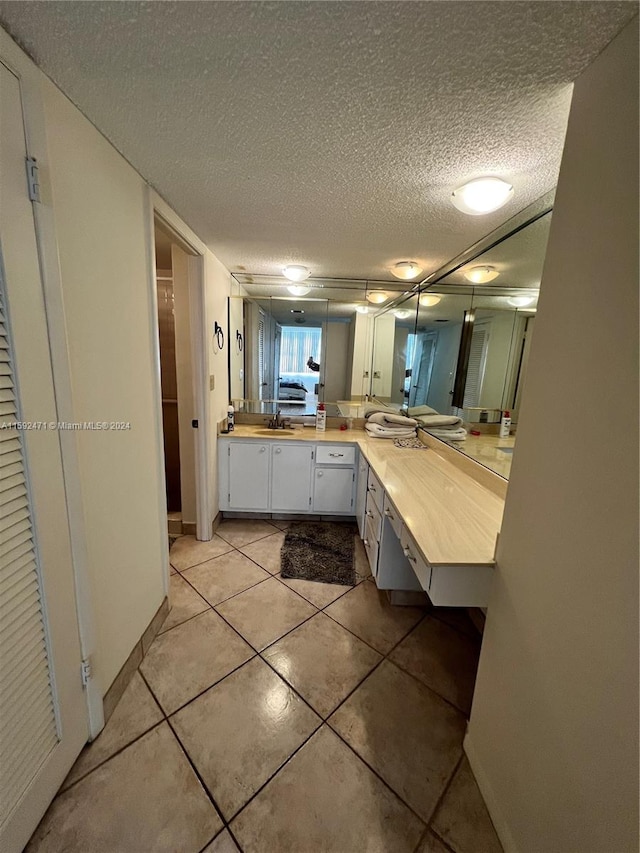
[27,519,503,853]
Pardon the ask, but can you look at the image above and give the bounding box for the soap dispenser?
[316,402,326,432]
[499,410,511,438]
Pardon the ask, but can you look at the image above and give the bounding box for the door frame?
[0,37,102,738]
[147,195,211,541]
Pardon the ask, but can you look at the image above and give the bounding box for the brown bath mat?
[281,522,356,586]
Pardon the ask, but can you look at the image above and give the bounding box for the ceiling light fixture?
[282,264,311,282]
[464,265,500,284]
[286,285,311,296]
[451,177,513,216]
[508,295,536,308]
[419,293,442,307]
[391,261,423,280]
[394,309,411,320]
[356,305,369,314]
[366,291,389,305]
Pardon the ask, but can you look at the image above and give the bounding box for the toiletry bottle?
[316,402,326,432]
[499,410,511,438]
[227,404,235,432]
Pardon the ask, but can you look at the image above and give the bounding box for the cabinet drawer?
[364,495,382,543]
[367,468,383,514]
[363,512,380,575]
[315,445,356,465]
[382,493,402,539]
[399,527,431,592]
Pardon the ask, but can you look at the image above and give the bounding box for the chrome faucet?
[267,409,286,429]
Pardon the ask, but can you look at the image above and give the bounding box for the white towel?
[363,405,399,419]
[367,411,418,428]
[408,405,440,417]
[365,423,417,439]
[422,426,467,441]
[416,413,463,428]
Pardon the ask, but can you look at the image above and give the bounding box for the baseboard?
[211,511,222,534]
[463,731,517,853]
[102,596,169,725]
[182,522,197,536]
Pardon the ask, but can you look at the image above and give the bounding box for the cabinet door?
[271,444,313,512]
[313,468,355,514]
[355,456,369,536]
[229,443,270,509]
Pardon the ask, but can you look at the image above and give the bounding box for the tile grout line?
[425,751,466,830]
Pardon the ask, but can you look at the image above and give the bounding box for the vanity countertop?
[221,425,504,567]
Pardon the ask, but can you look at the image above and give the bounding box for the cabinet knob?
[369,484,376,492]
[403,546,417,563]
[275,448,281,454]
[317,471,324,478]
[259,446,266,452]
[363,539,369,546]
[384,509,394,520]
[366,510,373,517]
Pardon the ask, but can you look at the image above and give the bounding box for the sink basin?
[254,429,298,436]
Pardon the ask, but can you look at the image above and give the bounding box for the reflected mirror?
[229,277,408,417]
[369,210,551,478]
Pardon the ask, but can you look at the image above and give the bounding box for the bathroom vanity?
[218,427,504,608]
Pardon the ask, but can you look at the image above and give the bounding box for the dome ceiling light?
[508,295,536,308]
[451,177,513,215]
[282,264,311,282]
[391,261,423,280]
[286,285,311,296]
[464,265,500,284]
[419,293,442,307]
[366,291,389,305]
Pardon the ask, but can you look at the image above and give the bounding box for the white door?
[0,63,89,851]
[271,444,313,512]
[228,443,270,509]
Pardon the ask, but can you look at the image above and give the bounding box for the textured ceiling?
[0,1,636,280]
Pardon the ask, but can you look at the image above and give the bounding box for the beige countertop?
[435,432,516,479]
[221,425,504,567]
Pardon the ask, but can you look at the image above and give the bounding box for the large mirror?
[370,210,551,477]
[229,278,409,417]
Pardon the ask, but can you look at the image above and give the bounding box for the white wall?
[42,79,168,693]
[466,19,639,853]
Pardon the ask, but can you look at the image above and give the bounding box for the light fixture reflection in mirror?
[356,305,369,314]
[419,293,442,307]
[394,309,412,320]
[287,285,311,296]
[508,295,536,307]
[367,291,389,304]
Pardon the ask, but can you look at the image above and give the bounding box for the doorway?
[153,219,203,538]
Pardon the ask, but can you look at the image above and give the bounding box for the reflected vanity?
[228,204,552,482]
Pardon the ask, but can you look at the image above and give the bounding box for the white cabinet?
[228,442,269,510]
[271,444,313,512]
[313,467,354,514]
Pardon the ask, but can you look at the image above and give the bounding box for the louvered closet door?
[0,62,88,853]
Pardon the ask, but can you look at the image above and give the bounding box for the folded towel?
[415,413,463,428]
[363,405,399,419]
[422,426,467,441]
[365,422,417,439]
[367,411,418,428]
[408,405,440,417]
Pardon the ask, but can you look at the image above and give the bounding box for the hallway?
[26,520,501,853]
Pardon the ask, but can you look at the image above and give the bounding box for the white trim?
[463,731,517,853]
[149,193,212,541]
[143,190,171,592]
[188,254,211,539]
[0,28,102,738]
